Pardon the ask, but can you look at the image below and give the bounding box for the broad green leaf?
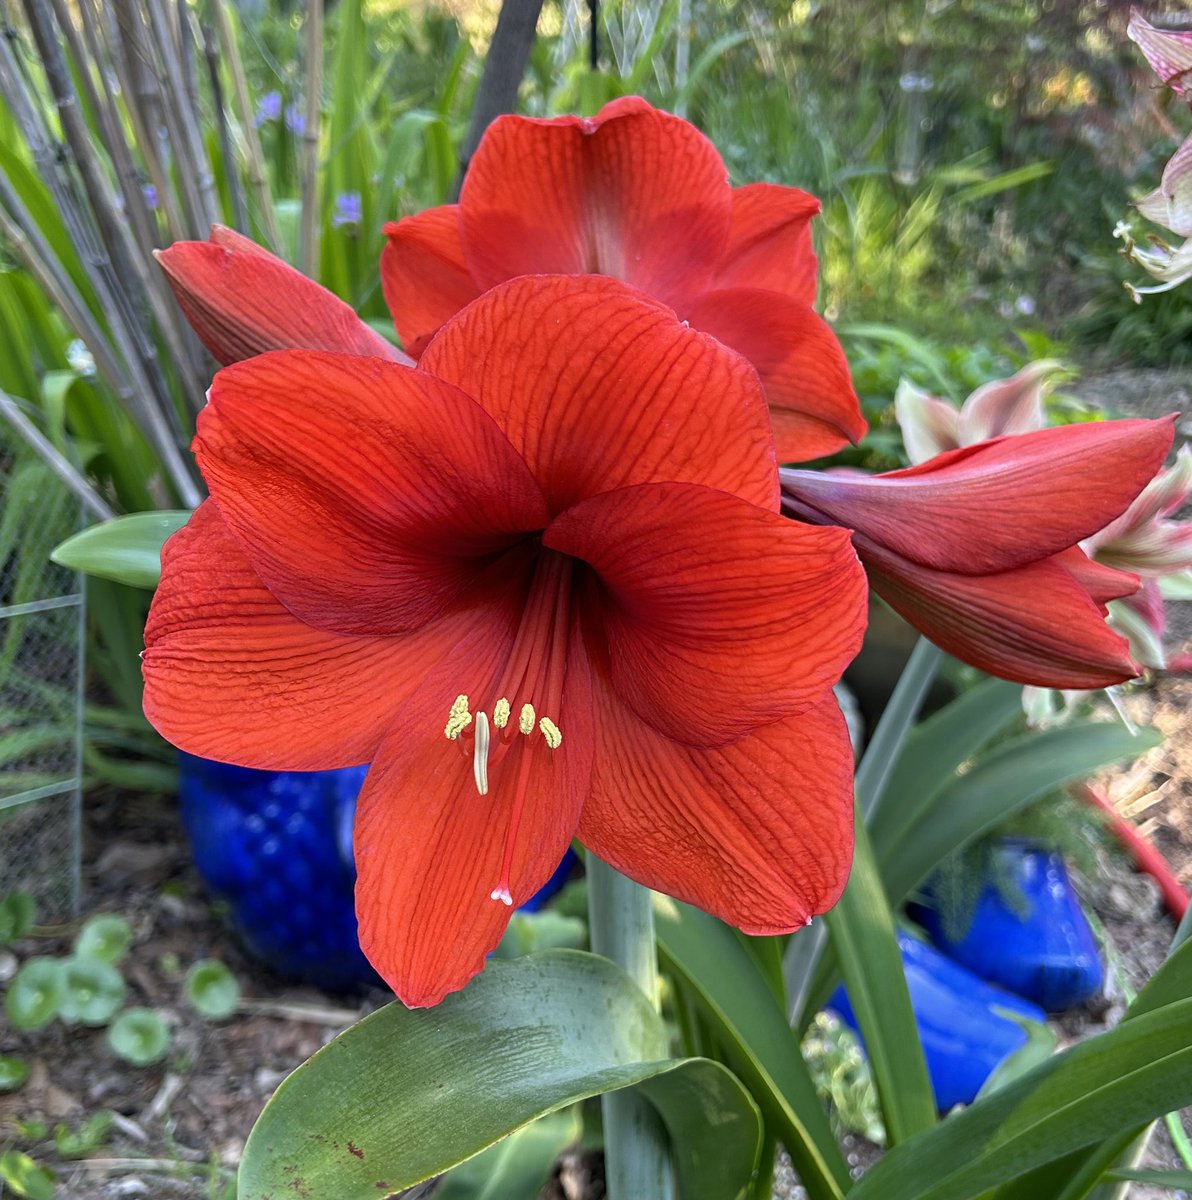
[654,896,850,1200]
[436,1109,581,1200]
[824,819,936,1145]
[0,1149,55,1200]
[880,721,1162,904]
[239,951,761,1200]
[54,1110,114,1159]
[51,511,191,589]
[5,957,64,1030]
[0,1055,29,1092]
[870,677,1023,855]
[1104,1168,1192,1188]
[848,998,1192,1200]
[0,890,35,942]
[58,956,125,1026]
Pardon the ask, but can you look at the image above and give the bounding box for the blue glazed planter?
[178,754,575,991]
[828,930,1047,1112]
[913,840,1104,1012]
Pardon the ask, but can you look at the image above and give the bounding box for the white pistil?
[472,710,491,796]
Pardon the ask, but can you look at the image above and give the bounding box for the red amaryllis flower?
[781,419,1174,688]
[380,96,866,463]
[156,225,411,366]
[143,276,867,1007]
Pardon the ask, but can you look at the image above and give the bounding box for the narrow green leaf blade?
[849,999,1192,1200]
[52,512,191,589]
[654,897,850,1200]
[825,819,937,1145]
[881,722,1162,904]
[1104,1168,1192,1188]
[239,951,761,1200]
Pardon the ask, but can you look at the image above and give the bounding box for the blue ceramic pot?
[178,754,575,991]
[828,930,1047,1112]
[912,840,1104,1012]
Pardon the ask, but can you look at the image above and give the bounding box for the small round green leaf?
[5,958,64,1030]
[108,1008,170,1066]
[54,1110,115,1159]
[74,914,133,964]
[51,510,191,589]
[0,1149,55,1200]
[185,960,240,1020]
[58,957,125,1026]
[0,1056,30,1092]
[0,892,36,943]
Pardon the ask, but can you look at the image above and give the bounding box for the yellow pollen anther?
[539,717,562,749]
[518,703,536,735]
[473,710,491,796]
[493,698,511,729]
[444,694,472,740]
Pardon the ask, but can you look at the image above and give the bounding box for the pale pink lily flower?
[1128,9,1192,97]
[1135,132,1192,237]
[893,361,1061,465]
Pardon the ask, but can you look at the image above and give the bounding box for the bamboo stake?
[210,0,282,252]
[201,17,248,232]
[298,0,323,276]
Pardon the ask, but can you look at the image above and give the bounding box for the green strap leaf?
[825,818,937,1146]
[880,721,1162,904]
[848,999,1192,1200]
[52,511,191,589]
[654,897,851,1199]
[238,950,761,1200]
[1103,1168,1192,1189]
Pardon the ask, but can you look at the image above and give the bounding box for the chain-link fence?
[0,421,83,920]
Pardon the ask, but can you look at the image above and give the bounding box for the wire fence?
[0,419,83,919]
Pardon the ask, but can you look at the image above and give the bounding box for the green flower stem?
[587,855,675,1200]
[782,637,944,1022]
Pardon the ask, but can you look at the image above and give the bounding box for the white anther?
[539,717,562,749]
[493,697,511,729]
[472,710,491,796]
[518,703,536,735]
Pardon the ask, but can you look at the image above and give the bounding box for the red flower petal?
[688,287,867,462]
[157,227,408,365]
[862,538,1139,688]
[355,608,595,1007]
[785,418,1176,574]
[197,350,549,635]
[578,684,854,933]
[1054,546,1140,609]
[712,183,821,304]
[460,98,732,312]
[419,275,779,512]
[143,502,513,769]
[545,482,866,745]
[380,206,481,357]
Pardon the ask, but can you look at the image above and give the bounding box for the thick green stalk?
[587,856,675,1200]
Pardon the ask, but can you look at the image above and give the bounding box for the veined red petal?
[197,350,549,635]
[545,482,866,745]
[380,206,480,357]
[156,228,408,365]
[712,183,821,304]
[460,98,732,311]
[1053,546,1140,609]
[419,275,779,511]
[784,418,1176,574]
[688,287,867,462]
[143,502,518,769]
[578,684,854,933]
[354,609,594,1007]
[862,538,1140,688]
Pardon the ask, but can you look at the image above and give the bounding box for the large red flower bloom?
[143,276,867,1007]
[780,419,1175,688]
[380,96,866,463]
